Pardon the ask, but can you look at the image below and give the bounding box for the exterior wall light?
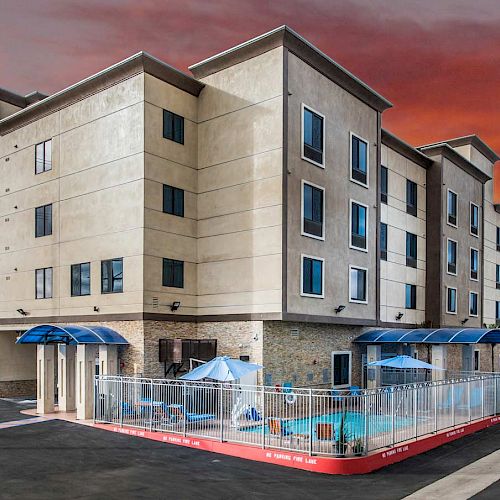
[16,308,28,316]
[335,305,346,314]
[395,312,404,320]
[461,318,469,325]
[171,301,181,311]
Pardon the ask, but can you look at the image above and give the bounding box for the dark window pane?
[350,267,366,302]
[163,184,184,217]
[163,110,184,145]
[470,293,478,315]
[381,166,388,203]
[101,258,123,293]
[112,259,123,292]
[448,240,457,274]
[471,204,479,235]
[302,257,322,296]
[303,108,323,164]
[406,232,417,267]
[35,207,44,237]
[303,183,323,237]
[36,269,44,299]
[351,202,367,249]
[333,354,350,386]
[406,180,417,216]
[163,258,184,288]
[448,288,457,313]
[351,135,368,184]
[44,140,52,171]
[173,188,184,217]
[405,284,416,309]
[380,223,387,261]
[35,143,44,174]
[448,191,457,225]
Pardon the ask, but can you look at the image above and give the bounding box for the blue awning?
[354,328,500,344]
[16,324,129,345]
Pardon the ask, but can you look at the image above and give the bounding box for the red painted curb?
[94,415,499,475]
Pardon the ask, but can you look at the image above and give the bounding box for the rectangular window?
[474,350,480,371]
[350,201,368,251]
[496,265,500,290]
[163,109,184,144]
[446,287,457,314]
[35,267,52,299]
[406,180,417,217]
[469,291,478,317]
[35,204,52,238]
[405,284,417,309]
[380,222,387,261]
[350,133,369,186]
[302,181,324,239]
[496,301,500,324]
[497,227,500,251]
[302,105,324,166]
[406,232,417,268]
[301,255,324,297]
[101,258,123,294]
[447,190,458,227]
[162,258,184,288]
[380,166,388,204]
[71,263,91,297]
[163,184,184,217]
[349,266,367,303]
[470,248,478,281]
[332,352,352,388]
[447,239,457,275]
[35,139,52,174]
[470,203,479,237]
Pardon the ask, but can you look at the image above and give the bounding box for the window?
[470,203,479,237]
[447,239,457,275]
[302,181,324,239]
[446,287,457,314]
[163,184,184,217]
[301,255,324,298]
[497,301,500,325]
[496,265,500,290]
[332,351,352,388]
[162,258,184,288]
[406,232,417,268]
[302,105,324,167]
[405,284,416,309]
[101,258,123,294]
[349,266,367,303]
[470,248,479,281]
[163,109,184,144]
[380,166,388,204]
[35,139,52,174]
[447,190,457,227]
[350,201,368,251]
[406,180,417,217]
[469,291,478,317]
[71,263,90,297]
[35,267,52,299]
[380,222,387,261]
[474,350,480,371]
[35,204,52,238]
[350,133,369,187]
[497,227,500,251]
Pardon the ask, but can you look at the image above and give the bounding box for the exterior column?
[36,345,55,414]
[57,345,76,412]
[75,344,97,420]
[99,345,118,375]
[462,345,474,373]
[431,345,448,380]
[366,344,382,389]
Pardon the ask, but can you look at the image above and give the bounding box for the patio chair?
[268,417,309,448]
[166,404,216,425]
[349,386,361,395]
[316,422,335,453]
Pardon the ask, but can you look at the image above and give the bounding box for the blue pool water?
[241,411,413,439]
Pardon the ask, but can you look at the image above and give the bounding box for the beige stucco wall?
[285,52,378,320]
[380,144,426,324]
[0,331,36,381]
[0,100,22,120]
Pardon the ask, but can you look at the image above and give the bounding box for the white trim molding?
[446,189,458,228]
[349,199,369,253]
[301,179,326,241]
[446,286,458,315]
[300,253,325,299]
[470,246,479,282]
[446,237,458,276]
[470,202,480,238]
[301,103,325,168]
[349,131,369,189]
[469,290,479,317]
[331,350,352,389]
[349,264,368,304]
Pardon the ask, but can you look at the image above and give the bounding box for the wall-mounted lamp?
[334,305,346,314]
[461,318,469,325]
[93,306,100,312]
[171,301,181,312]
[14,268,17,272]
[395,312,404,320]
[16,308,28,316]
[14,205,18,209]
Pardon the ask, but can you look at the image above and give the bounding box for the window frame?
[35,267,53,299]
[380,166,388,204]
[406,179,418,217]
[349,131,369,188]
[301,103,325,168]
[162,109,184,145]
[35,203,52,238]
[163,184,185,217]
[405,231,418,268]
[301,179,325,241]
[349,199,369,252]
[162,258,185,289]
[496,227,500,252]
[71,262,91,297]
[496,300,500,325]
[300,254,325,299]
[469,291,479,317]
[447,238,458,276]
[470,247,479,282]
[349,265,368,304]
[446,286,457,315]
[405,283,417,310]
[380,222,388,261]
[447,189,458,228]
[331,351,352,389]
[470,202,479,238]
[101,258,124,294]
[35,139,52,174]
[473,349,480,371]
[496,264,500,290]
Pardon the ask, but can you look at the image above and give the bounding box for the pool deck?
[93,414,500,475]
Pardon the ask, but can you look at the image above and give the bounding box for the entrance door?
[331,351,352,388]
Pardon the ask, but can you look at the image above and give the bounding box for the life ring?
[285,392,297,404]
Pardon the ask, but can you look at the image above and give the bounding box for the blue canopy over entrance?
[354,328,500,344]
[16,324,129,345]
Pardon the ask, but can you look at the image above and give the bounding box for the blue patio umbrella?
[367,355,444,370]
[180,356,263,382]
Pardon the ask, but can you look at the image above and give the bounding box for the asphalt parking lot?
[0,399,498,500]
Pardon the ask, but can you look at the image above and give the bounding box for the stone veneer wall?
[262,321,366,388]
[0,379,36,397]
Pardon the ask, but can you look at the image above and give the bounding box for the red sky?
[1,0,499,154]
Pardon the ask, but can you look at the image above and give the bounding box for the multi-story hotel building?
[1,26,499,399]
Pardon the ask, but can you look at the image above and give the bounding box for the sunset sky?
[1,0,499,154]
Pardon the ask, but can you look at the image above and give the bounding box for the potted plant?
[335,410,349,457]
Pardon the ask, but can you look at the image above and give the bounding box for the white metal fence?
[94,373,500,457]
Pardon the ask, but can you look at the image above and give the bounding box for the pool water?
[241,411,413,439]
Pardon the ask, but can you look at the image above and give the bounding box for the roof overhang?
[420,135,499,164]
[381,129,434,169]
[354,328,500,344]
[15,324,129,345]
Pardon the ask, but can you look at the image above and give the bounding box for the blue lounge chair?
[166,404,216,424]
[438,386,464,409]
[349,386,361,395]
[458,387,482,410]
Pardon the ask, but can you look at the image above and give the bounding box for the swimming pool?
[241,411,414,439]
